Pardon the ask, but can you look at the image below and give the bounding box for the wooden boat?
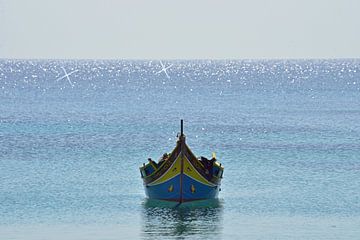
[140,120,224,202]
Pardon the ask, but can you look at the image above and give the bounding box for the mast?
[181,119,183,136]
[179,119,185,143]
[179,119,185,203]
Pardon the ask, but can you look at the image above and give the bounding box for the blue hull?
[144,174,220,202]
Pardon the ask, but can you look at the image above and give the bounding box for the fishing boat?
[139,120,224,202]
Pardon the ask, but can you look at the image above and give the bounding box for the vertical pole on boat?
[179,119,184,203]
[181,119,183,136]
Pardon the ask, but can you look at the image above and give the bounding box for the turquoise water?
[1,59,360,239]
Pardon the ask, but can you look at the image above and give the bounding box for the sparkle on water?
[0,59,360,239]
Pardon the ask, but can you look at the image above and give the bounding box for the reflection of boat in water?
[142,198,223,239]
[139,120,224,202]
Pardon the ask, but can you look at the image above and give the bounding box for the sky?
[0,0,359,59]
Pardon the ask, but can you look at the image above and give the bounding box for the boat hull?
[143,154,221,202]
[144,174,220,202]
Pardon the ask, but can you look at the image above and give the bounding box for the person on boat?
[148,158,158,169]
[200,156,216,179]
[200,156,208,166]
[209,156,216,174]
[158,153,169,166]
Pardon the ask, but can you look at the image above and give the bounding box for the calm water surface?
[0,59,360,239]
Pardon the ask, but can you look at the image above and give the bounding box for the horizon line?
[1,57,360,61]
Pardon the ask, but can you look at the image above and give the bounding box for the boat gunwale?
[140,143,181,184]
[184,145,223,184]
[141,143,223,186]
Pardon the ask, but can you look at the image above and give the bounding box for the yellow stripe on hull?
[147,154,181,186]
[183,156,216,187]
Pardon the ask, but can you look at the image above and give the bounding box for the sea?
[0,59,359,239]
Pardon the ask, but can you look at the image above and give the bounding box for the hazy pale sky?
[1,0,359,59]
